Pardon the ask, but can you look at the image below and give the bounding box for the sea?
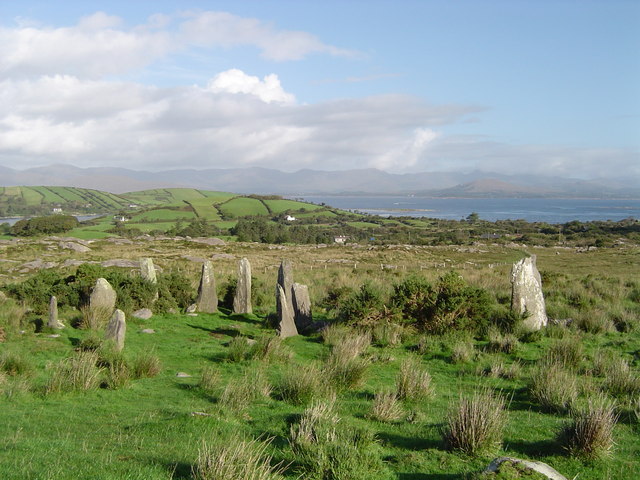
[296,196,640,224]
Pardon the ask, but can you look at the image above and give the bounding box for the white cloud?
[208,69,295,104]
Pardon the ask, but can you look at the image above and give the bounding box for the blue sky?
[0,0,638,179]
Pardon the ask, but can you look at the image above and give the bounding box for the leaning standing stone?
[276,284,298,338]
[90,278,117,315]
[292,283,312,332]
[511,255,548,331]
[196,261,218,313]
[48,295,65,329]
[233,257,252,314]
[277,259,294,313]
[104,309,126,351]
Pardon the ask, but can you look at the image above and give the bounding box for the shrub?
[193,436,284,480]
[45,351,103,394]
[368,391,404,422]
[529,363,578,413]
[157,271,195,311]
[443,388,507,456]
[278,363,327,406]
[559,394,618,459]
[396,355,433,401]
[336,282,384,324]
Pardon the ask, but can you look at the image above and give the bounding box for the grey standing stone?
[233,257,252,314]
[511,255,547,331]
[277,259,294,313]
[196,261,218,313]
[48,295,64,329]
[104,309,126,351]
[276,284,298,338]
[140,257,157,284]
[292,283,312,332]
[90,278,116,315]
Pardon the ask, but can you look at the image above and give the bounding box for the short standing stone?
[277,259,294,313]
[511,255,548,331]
[132,308,153,320]
[140,257,157,283]
[90,278,116,315]
[48,295,65,329]
[233,257,252,314]
[104,309,126,351]
[196,261,218,313]
[276,284,298,338]
[292,283,312,332]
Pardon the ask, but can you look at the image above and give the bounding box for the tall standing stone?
[140,257,157,284]
[104,309,126,351]
[233,257,252,314]
[196,261,218,313]
[90,278,117,315]
[292,283,312,332]
[48,295,64,329]
[277,259,294,313]
[276,284,298,338]
[511,255,548,331]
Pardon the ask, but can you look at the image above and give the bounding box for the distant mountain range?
[0,164,638,198]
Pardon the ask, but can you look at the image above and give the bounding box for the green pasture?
[218,197,269,218]
[28,186,63,203]
[263,199,323,214]
[184,199,222,220]
[130,208,197,223]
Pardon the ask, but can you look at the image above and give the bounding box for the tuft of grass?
[199,366,221,395]
[450,339,475,364]
[324,346,369,391]
[45,351,103,394]
[331,332,372,360]
[543,336,584,370]
[575,311,616,334]
[396,355,433,401]
[77,333,103,352]
[371,322,405,347]
[529,363,578,413]
[81,304,113,330]
[226,336,254,362]
[485,360,522,380]
[601,358,640,398]
[321,324,351,346]
[250,336,292,364]
[486,326,519,354]
[278,363,328,406]
[559,394,619,460]
[368,391,404,422]
[131,351,161,379]
[193,436,284,480]
[0,350,34,377]
[220,365,271,412]
[443,388,507,456]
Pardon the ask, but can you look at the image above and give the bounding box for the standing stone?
[233,257,252,314]
[89,278,116,315]
[104,309,126,351]
[292,283,312,332]
[140,257,157,284]
[277,259,294,313]
[511,255,548,331]
[140,257,159,301]
[48,295,64,329]
[276,284,298,338]
[196,261,218,313]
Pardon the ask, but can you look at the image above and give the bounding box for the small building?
[52,207,63,214]
[334,235,348,244]
[285,215,296,221]
[113,215,129,222]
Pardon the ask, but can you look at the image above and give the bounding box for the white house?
[285,215,297,221]
[334,235,348,244]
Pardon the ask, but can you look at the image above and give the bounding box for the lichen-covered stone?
[233,257,252,314]
[292,283,312,332]
[276,284,298,338]
[104,309,126,351]
[511,256,547,330]
[196,261,218,313]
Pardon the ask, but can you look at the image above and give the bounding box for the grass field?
[130,208,197,223]
[263,199,323,214]
[218,197,270,218]
[184,199,222,221]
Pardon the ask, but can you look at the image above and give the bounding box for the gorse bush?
[336,282,385,324]
[559,394,619,460]
[443,388,507,456]
[193,436,284,480]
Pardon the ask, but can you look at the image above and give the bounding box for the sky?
[0,0,638,179]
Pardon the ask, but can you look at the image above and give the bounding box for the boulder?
[196,261,218,313]
[292,283,312,332]
[132,308,153,320]
[104,309,126,351]
[484,457,568,480]
[233,257,252,314]
[59,241,91,253]
[276,284,298,338]
[511,255,547,331]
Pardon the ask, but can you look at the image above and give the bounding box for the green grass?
[185,199,223,221]
[20,187,44,205]
[218,197,269,218]
[263,199,323,214]
[130,208,197,223]
[28,186,64,203]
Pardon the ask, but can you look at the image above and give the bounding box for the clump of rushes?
[193,436,284,480]
[251,335,292,363]
[219,365,271,412]
[45,351,103,394]
[450,339,475,364]
[131,351,161,379]
[369,391,404,422]
[396,355,433,401]
[226,336,254,362]
[443,388,507,456]
[199,366,220,395]
[371,322,404,347]
[486,326,519,354]
[543,337,584,370]
[321,324,352,346]
[0,350,33,377]
[529,362,578,413]
[323,334,370,390]
[559,394,619,460]
[602,358,640,398]
[278,363,328,406]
